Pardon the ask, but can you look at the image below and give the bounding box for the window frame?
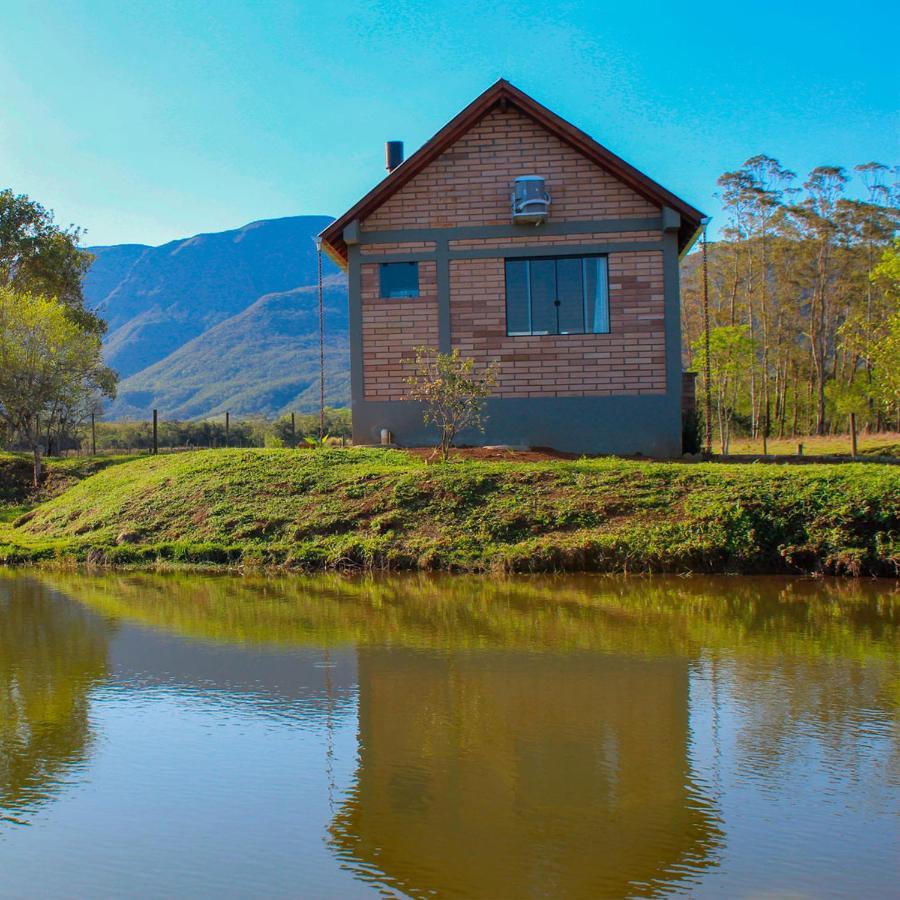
[379,261,420,299]
[504,254,610,337]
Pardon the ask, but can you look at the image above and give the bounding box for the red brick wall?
[450,252,666,397]
[361,261,439,401]
[360,241,436,255]
[361,107,658,231]
[357,105,669,403]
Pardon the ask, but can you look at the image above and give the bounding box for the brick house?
[320,80,705,455]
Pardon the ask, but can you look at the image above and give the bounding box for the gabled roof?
[320,79,705,267]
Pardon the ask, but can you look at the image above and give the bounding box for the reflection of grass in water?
[41,571,899,663]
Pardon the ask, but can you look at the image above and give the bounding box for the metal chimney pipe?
[385,141,404,173]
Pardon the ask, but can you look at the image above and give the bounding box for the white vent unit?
[511,176,550,225]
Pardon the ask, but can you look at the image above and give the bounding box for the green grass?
[0,451,140,515]
[1,448,898,575]
[728,432,900,458]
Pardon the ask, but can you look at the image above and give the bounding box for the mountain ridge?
[84,215,351,419]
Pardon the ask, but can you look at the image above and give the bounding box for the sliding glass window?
[505,256,609,336]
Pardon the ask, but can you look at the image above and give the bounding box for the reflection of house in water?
[331,649,720,898]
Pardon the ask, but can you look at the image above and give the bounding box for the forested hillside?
[681,159,898,451]
[111,278,349,419]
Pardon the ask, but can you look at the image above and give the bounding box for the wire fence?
[47,408,352,457]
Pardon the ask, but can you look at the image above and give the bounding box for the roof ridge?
[321,81,704,266]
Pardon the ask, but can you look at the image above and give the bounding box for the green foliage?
[682,409,702,454]
[691,325,755,452]
[0,289,116,484]
[826,376,871,417]
[270,408,351,447]
[1,449,896,576]
[870,310,900,412]
[0,189,100,334]
[870,238,900,291]
[692,325,755,382]
[863,242,900,415]
[405,348,498,461]
[80,408,352,452]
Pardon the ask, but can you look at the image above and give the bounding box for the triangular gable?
[320,79,705,267]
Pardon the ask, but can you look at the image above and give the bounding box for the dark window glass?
[505,260,531,335]
[529,260,557,335]
[504,256,609,336]
[556,257,584,334]
[380,262,419,298]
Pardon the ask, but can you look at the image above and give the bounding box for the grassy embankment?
[0,452,137,523]
[1,448,897,575]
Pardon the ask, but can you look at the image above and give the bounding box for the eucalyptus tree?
[779,166,851,434]
[684,158,897,445]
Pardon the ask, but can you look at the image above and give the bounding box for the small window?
[505,256,609,336]
[380,262,419,298]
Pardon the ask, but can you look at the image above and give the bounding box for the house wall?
[361,107,657,230]
[361,260,438,401]
[450,251,665,398]
[346,105,685,455]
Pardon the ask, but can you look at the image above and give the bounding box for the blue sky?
[2,0,897,246]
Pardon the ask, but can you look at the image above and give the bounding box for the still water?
[0,572,897,899]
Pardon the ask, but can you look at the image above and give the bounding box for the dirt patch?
[400,446,899,466]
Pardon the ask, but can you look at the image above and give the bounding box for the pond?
[0,572,897,898]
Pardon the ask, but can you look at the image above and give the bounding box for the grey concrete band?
[347,244,364,402]
[352,395,683,457]
[359,241,665,264]
[357,217,663,245]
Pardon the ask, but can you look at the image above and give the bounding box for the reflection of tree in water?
[713,655,899,788]
[0,578,112,823]
[330,649,722,898]
[47,571,898,758]
[37,569,898,889]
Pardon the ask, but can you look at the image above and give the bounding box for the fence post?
[850,413,858,459]
[91,412,96,456]
[797,442,803,456]
[291,412,296,448]
[152,409,158,455]
[225,411,230,447]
